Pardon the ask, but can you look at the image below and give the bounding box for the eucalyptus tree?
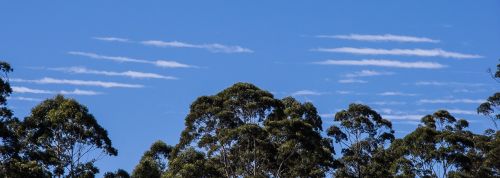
[104,169,130,178]
[265,97,336,177]
[477,62,499,128]
[327,103,395,178]
[132,140,172,178]
[389,110,476,178]
[22,95,117,177]
[0,62,50,177]
[172,82,336,177]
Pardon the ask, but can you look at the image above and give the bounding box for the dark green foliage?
[132,140,172,178]
[389,110,482,178]
[327,103,395,178]
[104,169,130,178]
[477,61,500,128]
[164,148,221,178]
[0,62,50,178]
[172,83,336,177]
[18,95,117,177]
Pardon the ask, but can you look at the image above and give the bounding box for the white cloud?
[59,89,102,96]
[415,81,485,87]
[11,78,143,88]
[452,89,485,93]
[68,51,193,68]
[154,60,192,68]
[141,40,253,53]
[338,79,367,83]
[378,92,417,96]
[315,59,445,69]
[336,90,352,95]
[12,86,101,96]
[93,37,130,42]
[383,114,424,121]
[10,97,42,102]
[291,90,324,96]
[313,47,483,59]
[371,101,406,105]
[345,70,393,78]
[447,109,477,115]
[317,34,440,43]
[419,99,484,104]
[50,67,177,80]
[12,86,52,94]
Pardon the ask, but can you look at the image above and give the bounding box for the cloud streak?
[383,114,424,121]
[141,40,253,53]
[315,59,445,69]
[345,70,393,78]
[313,47,482,59]
[415,81,485,87]
[50,67,177,80]
[446,109,477,115]
[419,99,484,104]
[12,86,52,94]
[12,86,102,96]
[68,51,193,68]
[291,90,325,96]
[338,79,367,83]
[317,34,440,43]
[11,78,143,88]
[93,37,130,42]
[378,92,417,96]
[10,96,42,102]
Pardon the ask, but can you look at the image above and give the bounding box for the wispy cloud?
[446,109,477,115]
[10,96,42,102]
[336,90,353,95]
[415,81,485,87]
[12,86,102,96]
[313,47,483,59]
[378,92,417,96]
[317,34,440,43]
[338,79,367,84]
[93,37,130,42]
[12,86,52,94]
[141,40,253,53]
[68,51,193,68]
[419,98,484,104]
[344,70,393,78]
[60,89,102,96]
[291,90,325,96]
[383,114,424,121]
[371,101,407,106]
[50,67,177,80]
[11,78,143,88]
[315,59,445,69]
[452,89,486,93]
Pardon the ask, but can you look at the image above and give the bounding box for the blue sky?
[1,0,499,174]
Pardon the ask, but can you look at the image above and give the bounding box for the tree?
[477,62,500,128]
[0,62,50,177]
[389,110,476,178]
[327,103,395,178]
[22,95,117,177]
[104,169,130,178]
[132,140,172,178]
[265,97,336,177]
[172,82,336,177]
[164,147,221,178]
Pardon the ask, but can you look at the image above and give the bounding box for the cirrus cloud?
[313,47,482,59]
[314,59,446,69]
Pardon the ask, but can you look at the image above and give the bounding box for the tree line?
[0,61,498,178]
